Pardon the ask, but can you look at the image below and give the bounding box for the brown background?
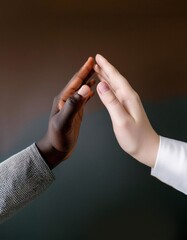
[0,0,187,152]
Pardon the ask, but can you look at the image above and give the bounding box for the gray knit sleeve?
[0,144,55,223]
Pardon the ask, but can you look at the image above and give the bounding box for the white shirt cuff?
[151,136,187,194]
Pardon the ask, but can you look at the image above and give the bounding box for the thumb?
[97,81,129,125]
[58,85,90,127]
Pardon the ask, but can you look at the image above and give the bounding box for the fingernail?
[98,81,110,94]
[78,85,90,97]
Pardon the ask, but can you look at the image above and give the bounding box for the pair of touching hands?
[37,55,159,169]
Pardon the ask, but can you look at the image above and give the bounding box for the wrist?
[134,132,160,168]
[36,135,68,169]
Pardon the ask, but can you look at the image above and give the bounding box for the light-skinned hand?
[94,54,159,168]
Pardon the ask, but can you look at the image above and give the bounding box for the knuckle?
[50,118,60,132]
[132,91,140,101]
[107,95,118,106]
[115,117,131,129]
[110,98,118,106]
[67,95,79,106]
[109,66,117,77]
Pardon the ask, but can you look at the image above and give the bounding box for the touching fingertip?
[93,64,99,72]
[88,56,94,63]
[96,53,105,61]
[95,54,100,61]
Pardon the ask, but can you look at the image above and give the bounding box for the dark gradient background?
[0,1,187,239]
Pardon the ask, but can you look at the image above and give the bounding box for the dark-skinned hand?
[36,57,95,169]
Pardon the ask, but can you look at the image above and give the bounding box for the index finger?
[95,54,132,92]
